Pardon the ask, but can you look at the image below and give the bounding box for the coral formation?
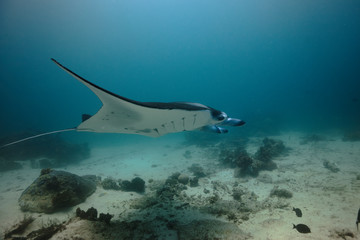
[254,138,285,162]
[76,207,113,224]
[100,177,146,193]
[18,169,96,213]
[188,163,207,178]
[219,137,286,177]
[6,167,298,239]
[189,176,199,187]
[177,173,189,185]
[119,177,145,193]
[76,207,98,221]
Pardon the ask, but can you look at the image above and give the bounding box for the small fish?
[356,208,360,231]
[293,207,302,217]
[293,224,311,234]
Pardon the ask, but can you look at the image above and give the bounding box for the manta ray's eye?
[217,112,227,121]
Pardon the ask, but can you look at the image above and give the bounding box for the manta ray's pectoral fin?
[219,118,246,126]
[82,114,92,122]
[200,125,229,134]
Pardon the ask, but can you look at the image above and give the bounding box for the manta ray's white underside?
[51,59,231,137]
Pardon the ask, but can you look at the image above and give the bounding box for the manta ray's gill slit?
[182,117,185,130]
[193,114,197,126]
[161,124,167,132]
[171,121,176,131]
[153,128,160,136]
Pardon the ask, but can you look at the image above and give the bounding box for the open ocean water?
[0,1,360,239]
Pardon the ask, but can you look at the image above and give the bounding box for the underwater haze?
[2,1,360,239]
[0,0,360,140]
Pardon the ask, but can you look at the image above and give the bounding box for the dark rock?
[82,174,101,184]
[120,180,132,190]
[40,168,52,175]
[85,207,98,221]
[119,177,145,193]
[76,207,98,221]
[18,169,96,213]
[99,213,113,224]
[131,177,145,193]
[76,207,113,224]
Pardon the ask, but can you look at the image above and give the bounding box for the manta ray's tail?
[0,128,77,149]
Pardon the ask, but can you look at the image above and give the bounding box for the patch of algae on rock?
[18,169,96,213]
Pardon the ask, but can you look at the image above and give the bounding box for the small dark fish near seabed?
[293,224,311,234]
[356,208,360,231]
[293,207,302,217]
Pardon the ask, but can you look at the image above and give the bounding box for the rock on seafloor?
[18,169,96,213]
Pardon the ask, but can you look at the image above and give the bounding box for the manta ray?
[1,59,245,147]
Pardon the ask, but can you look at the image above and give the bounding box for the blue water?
[1,0,359,142]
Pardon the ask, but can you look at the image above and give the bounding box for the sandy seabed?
[0,131,359,240]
